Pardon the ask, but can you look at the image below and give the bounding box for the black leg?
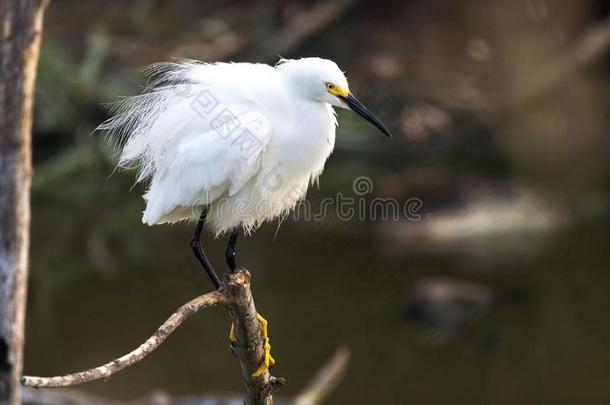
[191,209,221,289]
[225,228,239,272]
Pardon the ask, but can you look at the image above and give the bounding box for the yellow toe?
[229,313,275,377]
[251,313,275,377]
[229,322,237,344]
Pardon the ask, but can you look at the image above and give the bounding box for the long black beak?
[339,93,392,138]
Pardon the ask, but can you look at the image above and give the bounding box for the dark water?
[24,177,610,404]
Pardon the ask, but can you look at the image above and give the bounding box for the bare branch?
[224,270,285,405]
[20,346,352,405]
[294,346,350,405]
[157,0,362,63]
[512,17,610,106]
[21,270,287,404]
[241,0,362,62]
[21,291,227,388]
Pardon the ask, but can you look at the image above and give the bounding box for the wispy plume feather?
[96,59,209,182]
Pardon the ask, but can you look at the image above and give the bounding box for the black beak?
[339,93,392,138]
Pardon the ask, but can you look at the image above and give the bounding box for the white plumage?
[99,57,389,235]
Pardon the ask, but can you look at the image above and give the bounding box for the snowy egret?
[99,57,391,376]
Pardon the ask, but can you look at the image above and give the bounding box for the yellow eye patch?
[325,82,349,98]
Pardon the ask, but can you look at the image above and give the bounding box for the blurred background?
[24,0,610,404]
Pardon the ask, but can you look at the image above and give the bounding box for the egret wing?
[142,111,272,224]
[97,60,278,224]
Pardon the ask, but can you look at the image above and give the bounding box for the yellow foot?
[229,313,275,377]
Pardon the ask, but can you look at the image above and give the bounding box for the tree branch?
[294,346,350,405]
[224,270,285,405]
[239,0,362,63]
[21,270,286,403]
[20,346,351,405]
[511,16,610,106]
[23,346,349,405]
[21,290,227,388]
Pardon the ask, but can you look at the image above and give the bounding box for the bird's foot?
[229,313,275,377]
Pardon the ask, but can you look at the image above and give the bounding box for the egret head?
[278,57,392,138]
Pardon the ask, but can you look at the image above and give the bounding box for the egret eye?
[326,83,335,90]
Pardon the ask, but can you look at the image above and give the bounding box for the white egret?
[99,57,391,376]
